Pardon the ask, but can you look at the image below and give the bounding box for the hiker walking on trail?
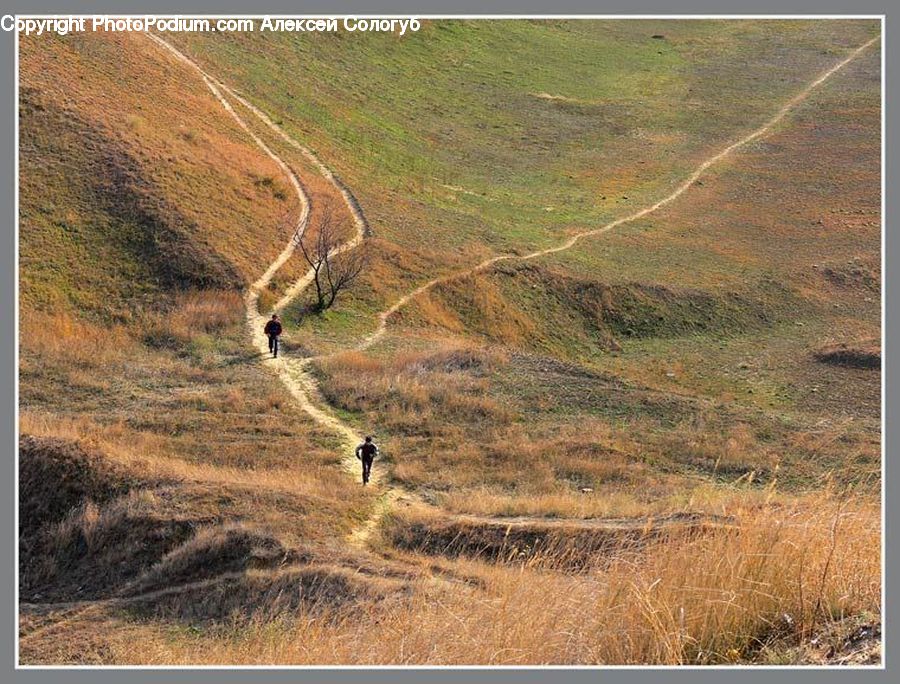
[355,436,378,485]
[264,313,282,358]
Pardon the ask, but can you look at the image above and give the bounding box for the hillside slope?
[19,31,310,317]
[18,20,880,666]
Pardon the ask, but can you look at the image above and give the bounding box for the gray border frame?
[1,2,893,683]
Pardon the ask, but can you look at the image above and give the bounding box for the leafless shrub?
[296,203,367,313]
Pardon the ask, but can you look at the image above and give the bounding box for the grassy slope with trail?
[169,21,874,269]
[18,21,881,665]
[167,21,880,359]
[166,20,880,508]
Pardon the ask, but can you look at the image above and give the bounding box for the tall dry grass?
[19,310,134,365]
[110,491,879,665]
[18,411,362,507]
[316,344,515,432]
[20,290,244,362]
[438,482,779,520]
[142,290,244,350]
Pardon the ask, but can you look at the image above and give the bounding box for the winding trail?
[146,33,385,504]
[353,35,879,353]
[21,30,875,655]
[143,33,878,549]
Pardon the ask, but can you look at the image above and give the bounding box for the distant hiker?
[264,313,282,358]
[355,435,378,485]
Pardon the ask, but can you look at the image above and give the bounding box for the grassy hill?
[19,20,880,665]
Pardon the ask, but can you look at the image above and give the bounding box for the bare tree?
[296,202,366,313]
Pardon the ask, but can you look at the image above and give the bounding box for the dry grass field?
[18,19,881,666]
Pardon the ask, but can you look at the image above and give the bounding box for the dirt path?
[351,35,879,354]
[445,511,736,530]
[202,76,370,313]
[143,34,877,551]
[146,34,390,525]
[19,565,342,647]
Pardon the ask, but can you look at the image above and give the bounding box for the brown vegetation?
[34,491,873,666]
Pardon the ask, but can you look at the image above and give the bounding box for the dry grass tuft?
[316,344,515,433]
[20,311,134,366]
[143,290,244,350]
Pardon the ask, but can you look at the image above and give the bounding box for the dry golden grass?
[21,287,876,665]
[316,344,515,434]
[438,482,778,520]
[18,23,881,666]
[98,491,879,665]
[142,290,244,348]
[19,411,362,507]
[20,290,243,364]
[19,310,134,366]
[30,490,163,589]
[316,333,879,511]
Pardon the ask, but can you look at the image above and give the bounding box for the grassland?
[18,20,880,665]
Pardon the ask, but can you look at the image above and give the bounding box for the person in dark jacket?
[355,435,379,485]
[264,314,282,358]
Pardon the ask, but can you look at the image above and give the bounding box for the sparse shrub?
[296,202,367,313]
